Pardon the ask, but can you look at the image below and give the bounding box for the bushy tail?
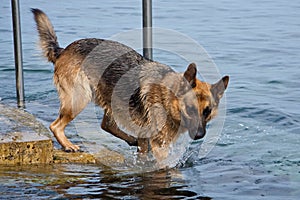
[31,8,63,63]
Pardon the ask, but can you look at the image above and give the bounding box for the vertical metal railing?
[142,0,153,60]
[11,0,25,108]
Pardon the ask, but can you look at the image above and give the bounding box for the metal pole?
[142,0,153,60]
[11,0,25,108]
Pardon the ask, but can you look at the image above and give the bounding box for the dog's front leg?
[137,138,150,153]
[101,110,138,146]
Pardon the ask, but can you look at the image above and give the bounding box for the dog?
[32,9,229,159]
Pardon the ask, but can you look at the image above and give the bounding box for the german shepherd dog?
[32,9,229,160]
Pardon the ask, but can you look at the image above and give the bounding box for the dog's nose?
[188,126,206,140]
[193,127,206,140]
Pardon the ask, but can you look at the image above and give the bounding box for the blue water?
[1,0,300,199]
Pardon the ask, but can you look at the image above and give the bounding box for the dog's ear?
[211,76,229,102]
[184,63,197,88]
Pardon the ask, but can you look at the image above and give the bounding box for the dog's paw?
[64,144,80,152]
[151,146,169,161]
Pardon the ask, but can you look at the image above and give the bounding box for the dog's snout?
[194,127,206,140]
[188,125,206,140]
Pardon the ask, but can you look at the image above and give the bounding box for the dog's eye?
[203,107,211,118]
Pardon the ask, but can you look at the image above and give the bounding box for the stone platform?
[0,131,53,165]
[0,104,124,166]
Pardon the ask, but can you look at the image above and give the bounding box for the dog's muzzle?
[189,126,206,140]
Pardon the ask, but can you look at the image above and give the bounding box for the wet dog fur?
[32,9,229,159]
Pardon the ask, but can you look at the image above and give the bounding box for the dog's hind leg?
[101,110,138,146]
[50,77,92,151]
[50,109,81,152]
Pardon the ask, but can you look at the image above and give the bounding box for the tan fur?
[32,9,229,159]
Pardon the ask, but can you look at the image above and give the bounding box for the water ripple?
[229,106,299,132]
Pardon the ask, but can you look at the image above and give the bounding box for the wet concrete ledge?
[0,131,53,165]
[0,104,124,166]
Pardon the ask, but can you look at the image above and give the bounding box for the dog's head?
[180,63,229,140]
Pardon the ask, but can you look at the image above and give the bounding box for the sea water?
[0,0,299,199]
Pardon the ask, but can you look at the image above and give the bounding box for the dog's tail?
[31,8,63,64]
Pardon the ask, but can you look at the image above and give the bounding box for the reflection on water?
[0,164,209,199]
